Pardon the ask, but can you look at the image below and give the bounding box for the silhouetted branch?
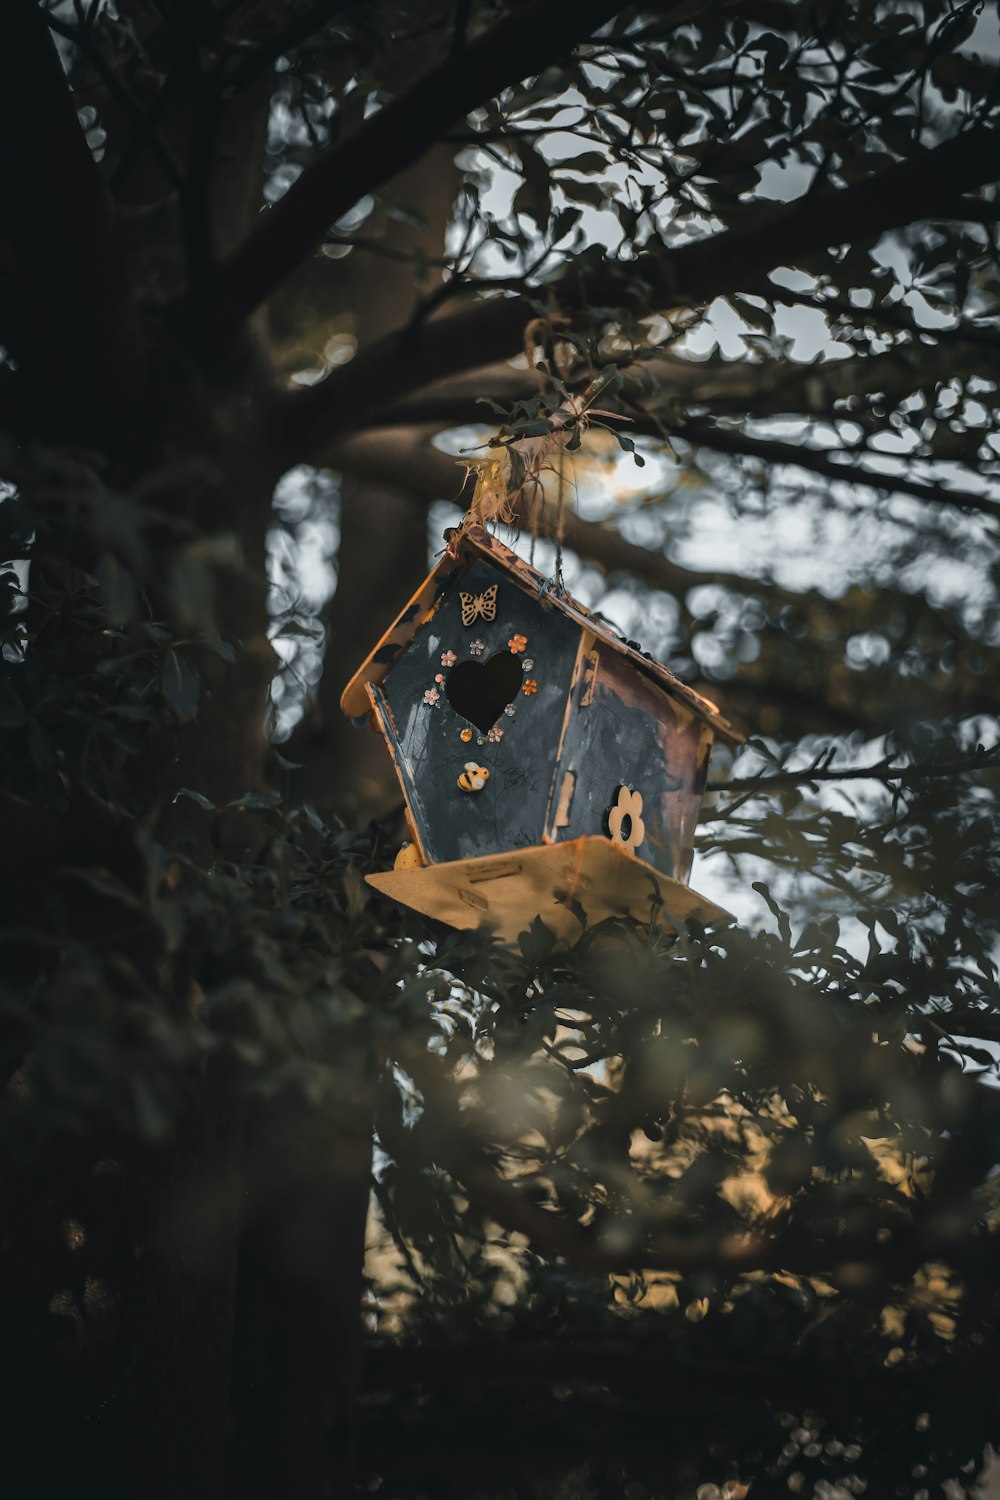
[196,0,631,339]
[44,11,184,189]
[4,0,145,442]
[220,0,354,95]
[676,420,1000,525]
[283,117,1000,449]
[325,426,805,607]
[708,745,1000,798]
[355,334,993,436]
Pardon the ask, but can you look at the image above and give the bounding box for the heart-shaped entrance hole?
[446,651,524,733]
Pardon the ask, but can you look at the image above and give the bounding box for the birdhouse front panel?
[543,641,715,883]
[375,558,583,864]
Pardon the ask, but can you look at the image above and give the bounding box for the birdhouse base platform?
[366,837,731,944]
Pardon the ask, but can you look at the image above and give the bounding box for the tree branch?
[220,0,356,96]
[193,0,632,340]
[282,115,1000,454]
[327,428,1000,738]
[676,420,1000,526]
[352,334,992,436]
[2,0,145,443]
[708,745,1000,798]
[326,426,813,609]
[44,12,184,190]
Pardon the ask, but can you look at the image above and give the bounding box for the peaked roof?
[340,525,743,742]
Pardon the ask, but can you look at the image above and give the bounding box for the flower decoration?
[522,658,534,671]
[508,633,528,654]
[522,678,538,697]
[460,727,473,743]
[422,687,440,706]
[469,638,486,656]
[440,650,457,667]
[487,725,504,742]
[608,785,645,854]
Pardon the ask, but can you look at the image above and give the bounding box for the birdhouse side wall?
[544,643,714,884]
[380,560,583,864]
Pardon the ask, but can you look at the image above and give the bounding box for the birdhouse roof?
[340,525,743,742]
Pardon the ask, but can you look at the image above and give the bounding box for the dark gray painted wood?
[547,643,709,881]
[381,559,581,863]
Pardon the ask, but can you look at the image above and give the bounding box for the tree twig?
[189,0,637,339]
[277,111,1000,448]
[675,419,1000,526]
[708,746,1000,798]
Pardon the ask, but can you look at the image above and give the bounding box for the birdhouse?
[341,526,742,942]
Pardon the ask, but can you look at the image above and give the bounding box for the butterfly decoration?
[459,584,498,628]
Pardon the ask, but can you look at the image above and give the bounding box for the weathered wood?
[347,529,739,932]
[381,558,581,863]
[546,643,714,883]
[366,839,731,939]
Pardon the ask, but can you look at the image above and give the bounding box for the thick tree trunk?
[230,1084,375,1500]
[127,1078,247,1500]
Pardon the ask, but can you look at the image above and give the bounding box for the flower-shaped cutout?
[422,687,440,706]
[608,785,645,854]
[522,678,538,697]
[440,650,457,667]
[469,638,486,656]
[508,633,528,654]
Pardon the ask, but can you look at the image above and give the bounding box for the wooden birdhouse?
[341,526,742,942]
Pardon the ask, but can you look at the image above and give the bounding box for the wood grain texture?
[546,644,712,883]
[381,559,581,863]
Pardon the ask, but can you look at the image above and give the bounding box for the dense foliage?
[3,1,1000,1496]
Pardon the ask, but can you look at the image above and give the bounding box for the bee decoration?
[457,761,491,793]
[341,529,743,939]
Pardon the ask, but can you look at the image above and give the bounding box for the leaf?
[275,619,318,637]
[751,881,792,945]
[558,178,607,208]
[198,636,237,662]
[518,913,556,967]
[161,649,200,722]
[516,139,552,226]
[550,205,581,242]
[343,862,367,919]
[173,787,216,811]
[556,151,609,176]
[226,789,281,811]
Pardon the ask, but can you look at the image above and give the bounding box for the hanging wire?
[553,443,566,594]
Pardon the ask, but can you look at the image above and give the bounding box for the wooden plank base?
[366,836,732,944]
